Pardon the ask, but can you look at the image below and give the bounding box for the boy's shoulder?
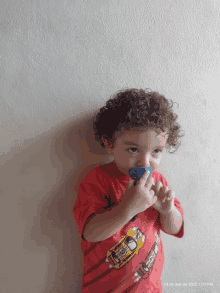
[83,162,128,177]
[79,163,114,185]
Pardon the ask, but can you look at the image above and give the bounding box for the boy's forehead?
[114,128,168,145]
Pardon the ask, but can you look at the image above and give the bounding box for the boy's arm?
[83,201,132,242]
[84,171,156,242]
[152,181,183,235]
[159,206,183,235]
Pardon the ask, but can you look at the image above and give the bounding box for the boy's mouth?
[129,167,153,181]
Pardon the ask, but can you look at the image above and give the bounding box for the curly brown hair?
[93,88,184,153]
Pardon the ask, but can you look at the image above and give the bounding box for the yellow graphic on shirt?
[105,227,145,269]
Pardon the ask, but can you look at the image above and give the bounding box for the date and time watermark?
[163,282,214,287]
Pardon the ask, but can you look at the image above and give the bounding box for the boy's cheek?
[152,157,162,172]
[152,162,159,173]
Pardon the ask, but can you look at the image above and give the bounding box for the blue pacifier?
[129,167,152,184]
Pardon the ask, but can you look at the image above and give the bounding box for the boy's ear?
[102,136,114,154]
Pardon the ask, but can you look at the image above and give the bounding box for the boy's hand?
[151,181,175,214]
[121,171,158,217]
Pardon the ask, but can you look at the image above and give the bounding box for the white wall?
[0,0,220,292]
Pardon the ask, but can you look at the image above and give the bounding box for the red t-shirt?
[73,162,184,293]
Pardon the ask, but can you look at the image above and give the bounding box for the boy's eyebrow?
[123,141,165,148]
[124,142,139,146]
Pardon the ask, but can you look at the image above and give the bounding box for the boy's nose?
[137,154,150,168]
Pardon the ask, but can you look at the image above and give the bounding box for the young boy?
[73,89,184,292]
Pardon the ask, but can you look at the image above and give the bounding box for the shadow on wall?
[72,110,113,191]
[18,111,110,293]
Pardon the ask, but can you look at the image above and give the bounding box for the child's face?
[102,128,168,176]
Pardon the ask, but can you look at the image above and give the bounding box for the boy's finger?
[139,170,150,184]
[162,186,169,193]
[167,190,175,200]
[171,190,175,199]
[152,181,162,193]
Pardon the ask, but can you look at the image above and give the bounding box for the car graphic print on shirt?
[105,227,145,269]
[134,232,160,283]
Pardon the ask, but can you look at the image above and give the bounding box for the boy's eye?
[127,148,163,155]
[127,148,139,153]
[153,149,162,154]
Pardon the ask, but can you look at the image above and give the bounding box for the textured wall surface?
[0,0,220,292]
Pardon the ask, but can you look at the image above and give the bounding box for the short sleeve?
[73,168,110,240]
[154,172,184,238]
